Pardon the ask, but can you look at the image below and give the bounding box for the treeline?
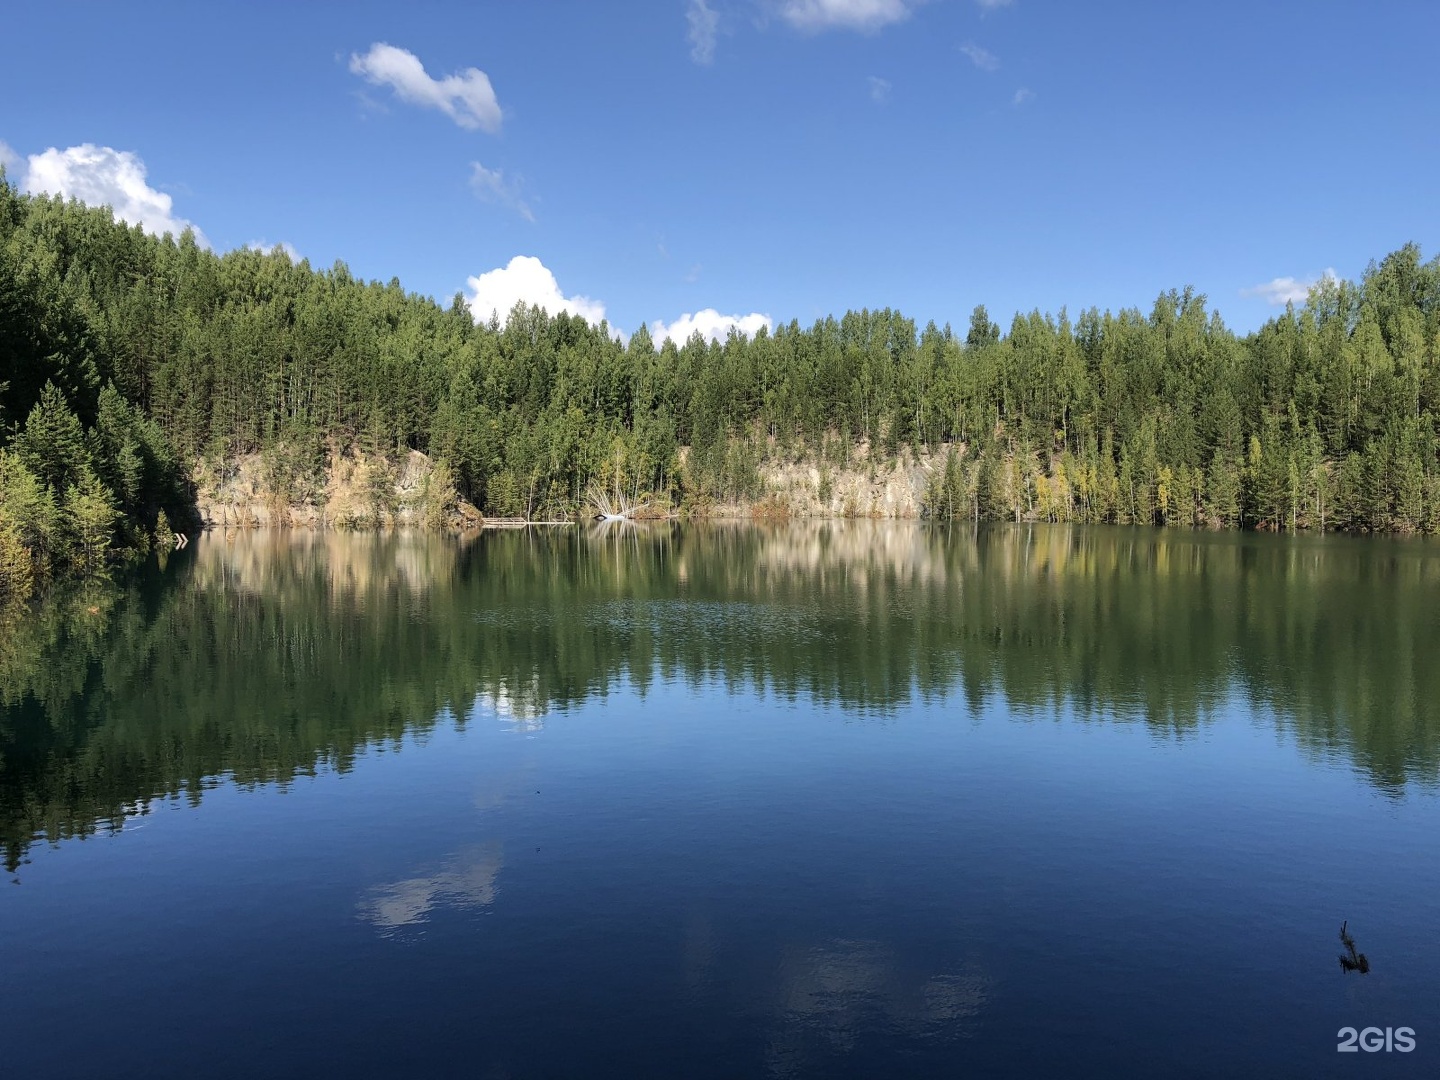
[0,187,196,599]
[3,177,1440,597]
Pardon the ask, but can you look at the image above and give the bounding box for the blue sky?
[2,0,1437,340]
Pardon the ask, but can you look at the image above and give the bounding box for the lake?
[2,523,1437,1078]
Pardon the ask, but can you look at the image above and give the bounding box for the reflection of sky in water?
[358,842,504,935]
[765,940,988,1076]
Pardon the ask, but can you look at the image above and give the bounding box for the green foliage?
[154,508,174,550]
[0,520,32,601]
[15,382,90,495]
[0,449,61,582]
[252,436,326,527]
[3,176,1440,544]
[363,458,397,525]
[419,459,458,528]
[64,470,118,576]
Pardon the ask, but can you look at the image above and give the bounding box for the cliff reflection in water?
[3,522,1440,871]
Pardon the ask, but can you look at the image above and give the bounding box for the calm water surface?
[2,523,1438,1078]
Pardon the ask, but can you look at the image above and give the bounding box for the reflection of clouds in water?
[775,939,889,1053]
[765,939,988,1076]
[108,793,168,833]
[470,678,547,731]
[358,842,503,934]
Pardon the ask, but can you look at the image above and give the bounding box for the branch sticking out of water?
[1339,921,1370,974]
[586,483,650,522]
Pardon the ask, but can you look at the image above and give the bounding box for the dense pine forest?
[2,177,1440,600]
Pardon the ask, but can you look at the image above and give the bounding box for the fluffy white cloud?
[1012,86,1034,105]
[21,144,205,243]
[688,0,719,64]
[349,43,503,133]
[465,256,606,325]
[0,140,18,177]
[469,162,534,221]
[960,42,1000,71]
[867,76,892,102]
[779,0,920,32]
[247,240,301,260]
[463,257,769,346]
[651,309,772,346]
[1243,269,1338,307]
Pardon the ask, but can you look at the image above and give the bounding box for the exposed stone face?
[758,456,931,519]
[704,443,946,521]
[193,444,947,529]
[195,449,478,530]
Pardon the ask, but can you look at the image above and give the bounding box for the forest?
[3,176,1440,600]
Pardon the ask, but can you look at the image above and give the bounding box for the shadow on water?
[3,521,1440,872]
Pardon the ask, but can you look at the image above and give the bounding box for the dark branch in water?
[1338,921,1370,974]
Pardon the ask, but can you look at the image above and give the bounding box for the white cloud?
[462,259,768,346]
[469,162,534,222]
[975,0,1013,9]
[1242,269,1338,307]
[867,75,892,102]
[1012,86,1034,105]
[779,0,921,33]
[21,144,206,244]
[247,240,301,260]
[651,309,772,345]
[465,256,607,326]
[349,43,503,133]
[960,42,1000,71]
[688,0,720,64]
[0,140,18,177]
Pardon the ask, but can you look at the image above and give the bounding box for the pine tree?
[65,470,117,575]
[0,520,33,601]
[15,382,91,494]
[0,449,60,579]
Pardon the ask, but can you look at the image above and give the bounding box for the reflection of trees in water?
[3,523,1439,871]
[190,528,471,599]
